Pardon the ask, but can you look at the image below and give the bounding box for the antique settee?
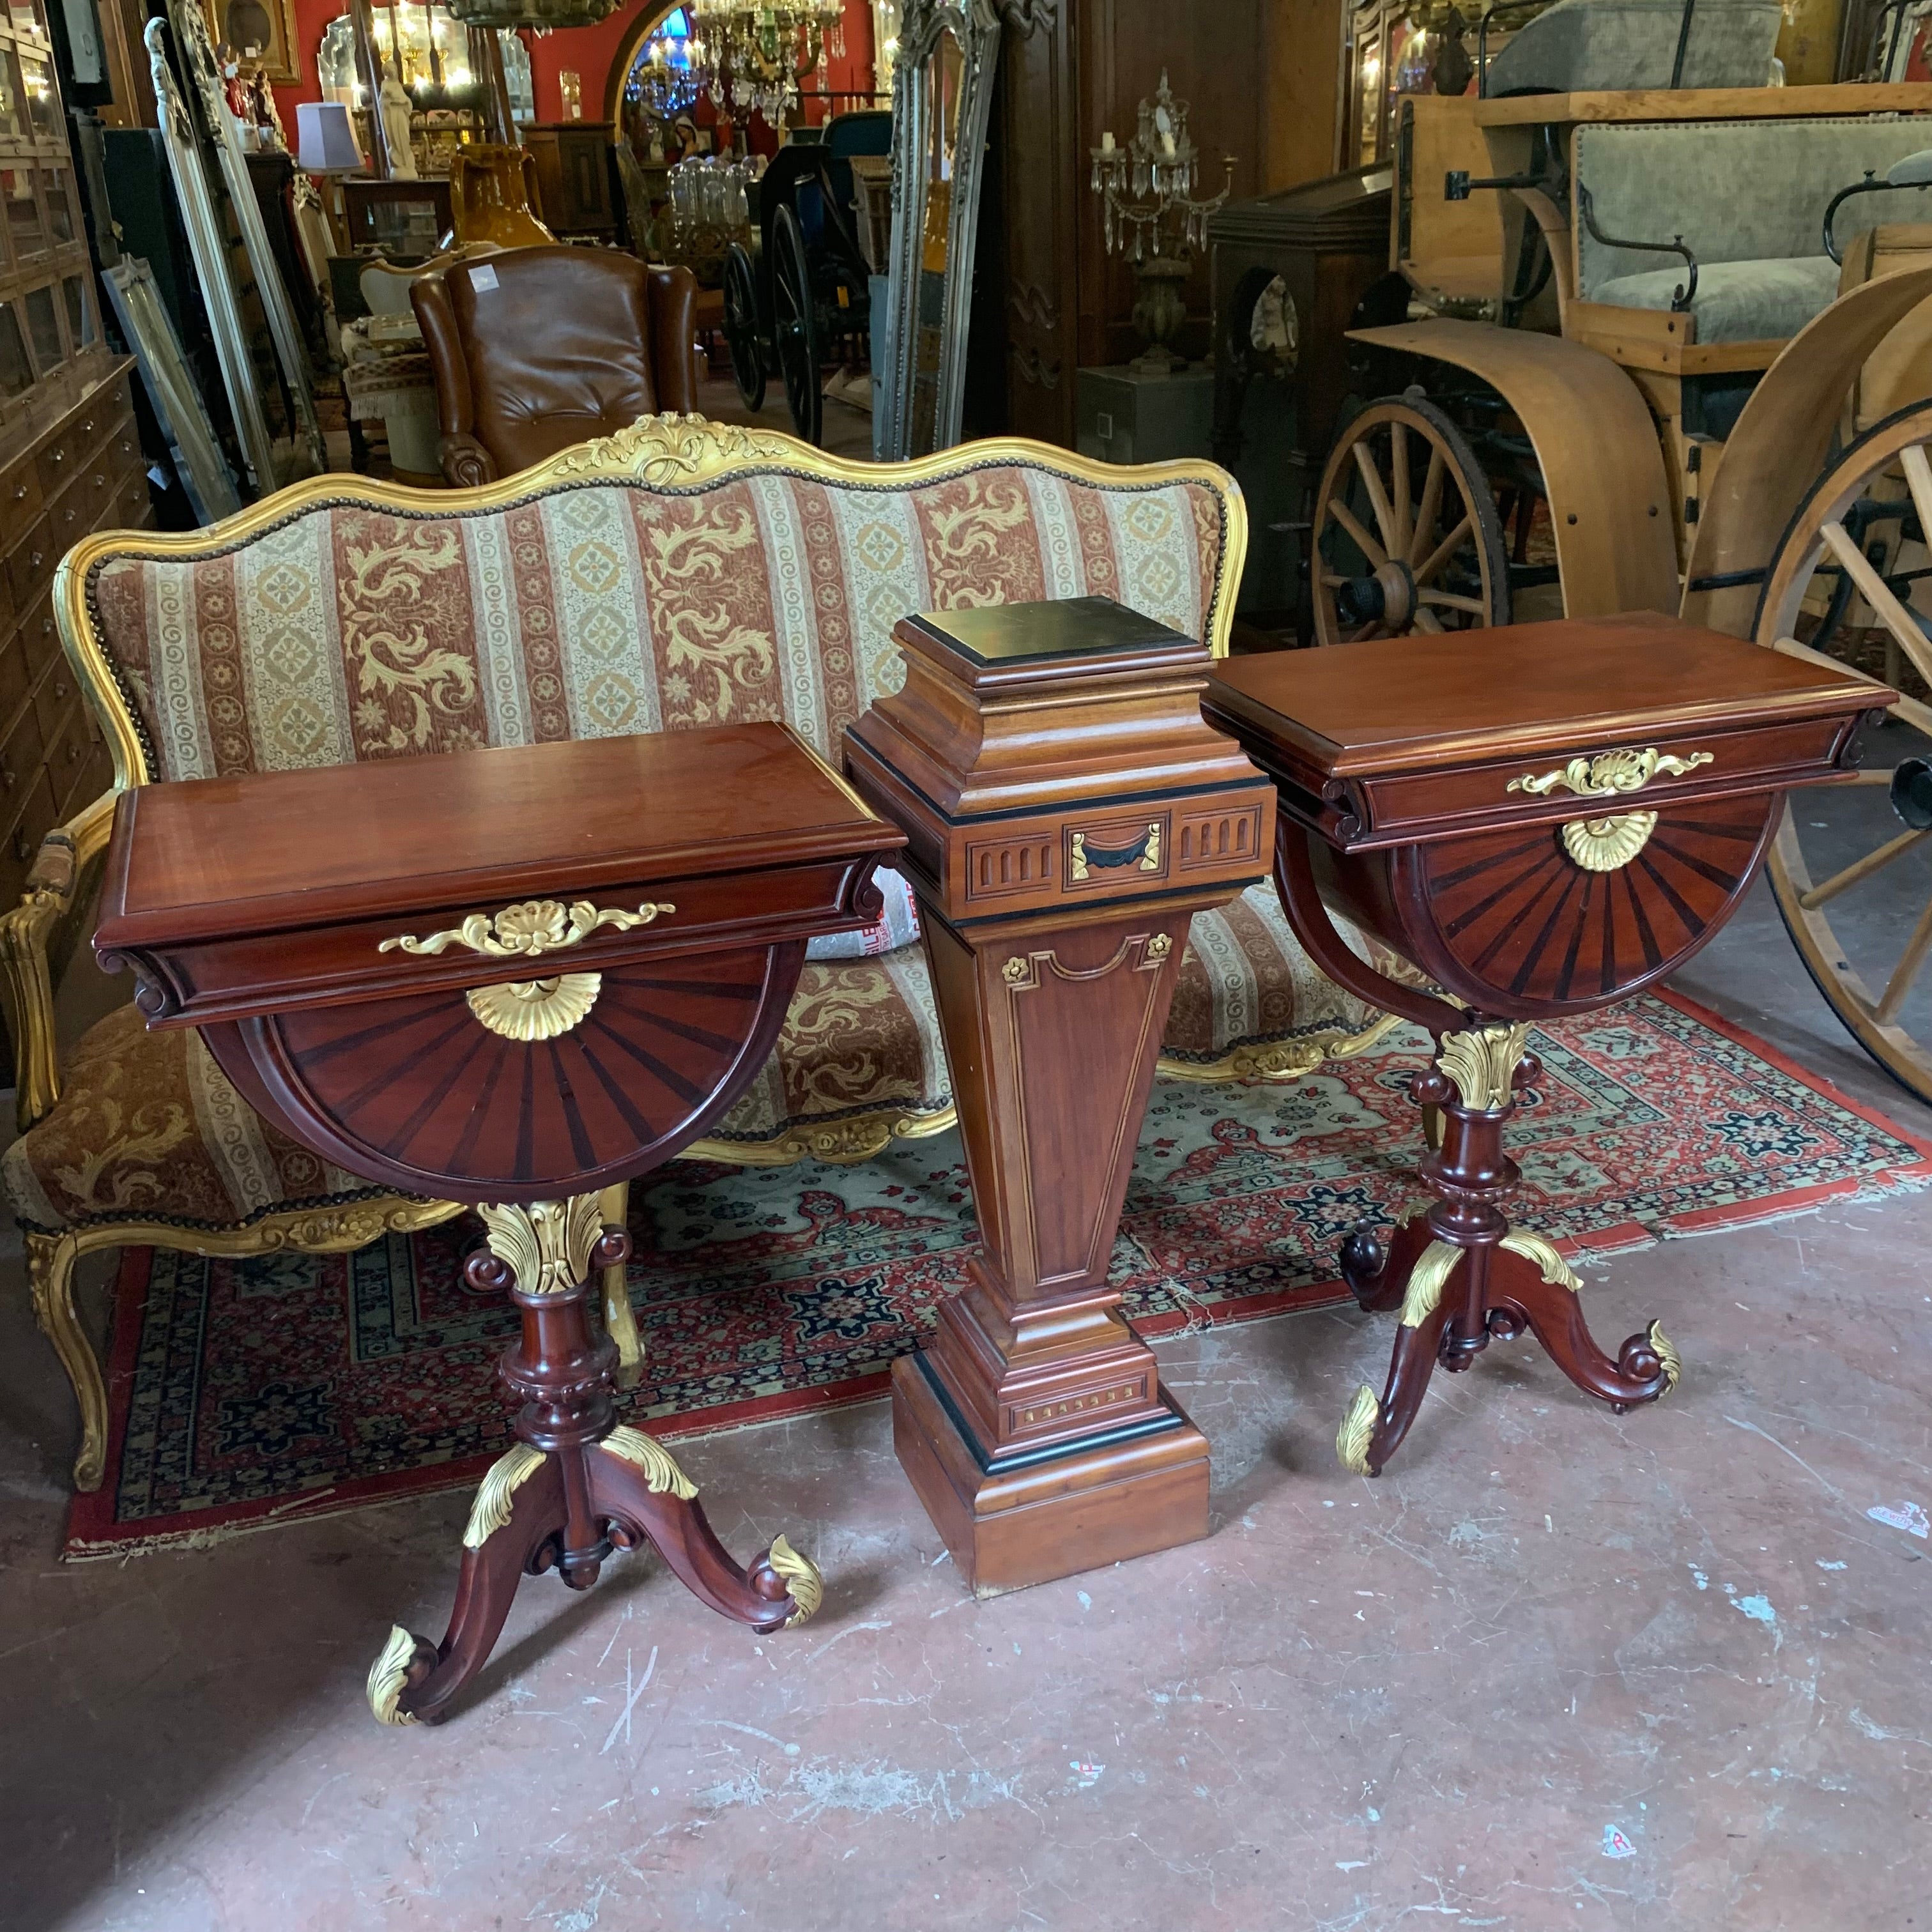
[1,416,1394,1492]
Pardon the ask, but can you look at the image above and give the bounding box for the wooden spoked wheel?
[1754,399,1932,1102]
[722,242,765,415]
[770,203,823,447]
[1312,394,1512,646]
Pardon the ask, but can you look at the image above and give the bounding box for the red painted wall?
[274,0,877,148]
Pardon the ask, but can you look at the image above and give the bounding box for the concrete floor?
[4,403,1931,1927]
[4,866,1929,1931]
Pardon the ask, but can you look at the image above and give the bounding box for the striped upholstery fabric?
[88,466,1217,778]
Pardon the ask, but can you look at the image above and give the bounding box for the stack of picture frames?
[135,1,325,503]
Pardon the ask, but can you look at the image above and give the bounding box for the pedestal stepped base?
[1202,613,1888,1475]
[847,596,1275,1594]
[93,724,901,1719]
[366,1198,820,1726]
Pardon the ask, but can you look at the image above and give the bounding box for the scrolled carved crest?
[544,413,801,486]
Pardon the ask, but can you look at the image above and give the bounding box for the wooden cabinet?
[0,0,117,463]
[0,359,146,915]
[522,122,615,241]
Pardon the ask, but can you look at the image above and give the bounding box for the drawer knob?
[54,680,68,698]
[1070,822,1162,882]
[66,742,79,762]
[92,472,104,488]
[49,449,62,465]
[1507,746,1715,802]
[1,768,14,790]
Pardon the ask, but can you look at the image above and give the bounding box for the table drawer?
[3,513,54,613]
[32,658,77,743]
[110,468,153,530]
[17,588,59,679]
[34,420,83,501]
[0,622,30,728]
[43,694,94,809]
[0,694,47,819]
[3,763,57,875]
[1349,714,1861,847]
[1062,809,1170,894]
[44,476,93,559]
[3,457,42,526]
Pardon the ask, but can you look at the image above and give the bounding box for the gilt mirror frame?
[879,0,1000,461]
[146,15,279,494]
[168,0,328,477]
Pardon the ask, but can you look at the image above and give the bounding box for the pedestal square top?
[1207,613,1883,781]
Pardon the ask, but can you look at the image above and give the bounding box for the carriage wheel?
[722,243,765,415]
[771,203,823,447]
[1754,398,1932,1103]
[1311,394,1512,646]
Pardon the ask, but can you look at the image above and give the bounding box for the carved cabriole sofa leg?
[25,1229,104,1491]
[20,1202,471,1492]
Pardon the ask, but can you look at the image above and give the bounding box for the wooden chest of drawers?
[0,359,148,919]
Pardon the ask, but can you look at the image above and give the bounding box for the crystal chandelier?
[689,0,845,128]
[632,12,700,116]
[1089,70,1234,376]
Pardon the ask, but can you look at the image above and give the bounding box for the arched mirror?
[880,0,997,459]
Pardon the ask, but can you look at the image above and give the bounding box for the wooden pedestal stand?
[847,598,1275,1593]
[1204,613,1887,1475]
[94,724,903,1722]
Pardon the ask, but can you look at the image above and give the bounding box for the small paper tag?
[470,264,499,292]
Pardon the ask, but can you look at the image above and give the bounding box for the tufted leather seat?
[412,247,701,487]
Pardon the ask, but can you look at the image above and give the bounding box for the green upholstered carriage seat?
[1487,0,1782,97]
[1575,118,1932,343]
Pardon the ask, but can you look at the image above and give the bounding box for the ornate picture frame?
[878,0,1000,461]
[201,0,298,82]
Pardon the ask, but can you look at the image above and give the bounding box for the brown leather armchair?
[412,247,701,486]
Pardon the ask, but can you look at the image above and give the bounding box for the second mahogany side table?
[1203,613,1886,1476]
[847,597,1276,1594]
[94,723,904,1724]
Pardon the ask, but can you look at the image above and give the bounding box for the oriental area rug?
[64,991,1932,1559]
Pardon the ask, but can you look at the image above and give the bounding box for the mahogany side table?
[846,597,1275,1593]
[93,723,904,1724]
[1203,613,1887,1476]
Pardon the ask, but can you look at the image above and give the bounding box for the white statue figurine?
[378,73,418,178]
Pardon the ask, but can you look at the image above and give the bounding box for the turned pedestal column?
[847,597,1275,1593]
[94,724,903,1721]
